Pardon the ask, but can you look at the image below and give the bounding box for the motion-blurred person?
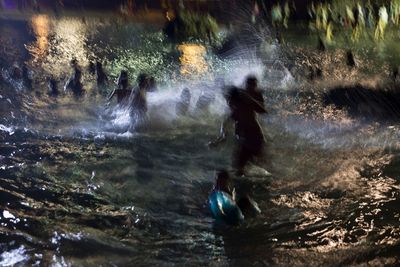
[47,77,59,97]
[195,86,215,113]
[108,70,131,104]
[176,87,191,116]
[22,64,32,90]
[209,84,267,176]
[95,61,108,85]
[64,59,83,97]
[375,5,388,40]
[129,73,150,122]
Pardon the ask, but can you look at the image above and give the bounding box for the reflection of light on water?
[30,15,50,60]
[177,44,208,76]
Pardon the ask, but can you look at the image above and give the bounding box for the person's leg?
[233,145,252,176]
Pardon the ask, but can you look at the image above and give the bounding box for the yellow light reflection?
[30,15,50,59]
[177,44,208,76]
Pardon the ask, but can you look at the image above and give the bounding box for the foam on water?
[0,246,29,266]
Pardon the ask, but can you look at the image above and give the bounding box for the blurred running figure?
[64,59,83,97]
[375,5,388,40]
[209,77,267,176]
[108,70,131,104]
[129,73,151,122]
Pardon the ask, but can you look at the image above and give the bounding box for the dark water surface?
[0,13,399,266]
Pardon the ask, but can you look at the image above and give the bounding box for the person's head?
[245,75,258,91]
[214,170,232,194]
[137,73,149,89]
[118,70,128,88]
[119,70,128,80]
[11,64,22,79]
[70,58,78,68]
[148,77,156,91]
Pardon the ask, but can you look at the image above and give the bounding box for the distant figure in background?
[95,61,108,85]
[22,64,32,90]
[147,76,157,92]
[108,70,131,104]
[129,73,150,121]
[283,1,290,28]
[391,65,400,82]
[308,66,323,81]
[88,61,96,75]
[47,77,59,97]
[271,4,283,28]
[10,64,22,80]
[195,85,215,113]
[375,5,388,40]
[64,59,83,97]
[346,50,356,68]
[176,87,191,115]
[318,36,326,52]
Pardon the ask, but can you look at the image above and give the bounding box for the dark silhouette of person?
[176,87,191,115]
[95,61,108,85]
[392,66,399,82]
[318,36,326,52]
[10,64,22,80]
[209,84,267,176]
[22,64,32,90]
[147,76,157,92]
[88,61,96,75]
[307,66,323,81]
[244,76,266,114]
[346,50,356,68]
[129,73,150,121]
[47,77,59,97]
[108,70,131,104]
[195,85,215,113]
[64,59,83,97]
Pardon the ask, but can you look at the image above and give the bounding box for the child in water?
[209,170,260,225]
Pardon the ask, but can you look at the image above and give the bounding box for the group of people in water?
[2,54,268,225]
[207,76,267,225]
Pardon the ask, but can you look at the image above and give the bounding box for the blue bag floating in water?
[208,190,244,225]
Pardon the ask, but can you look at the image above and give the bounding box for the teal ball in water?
[208,191,244,225]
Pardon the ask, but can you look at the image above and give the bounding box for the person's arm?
[107,89,117,102]
[244,91,268,114]
[64,76,72,92]
[208,115,231,147]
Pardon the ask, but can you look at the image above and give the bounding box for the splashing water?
[0,13,399,266]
